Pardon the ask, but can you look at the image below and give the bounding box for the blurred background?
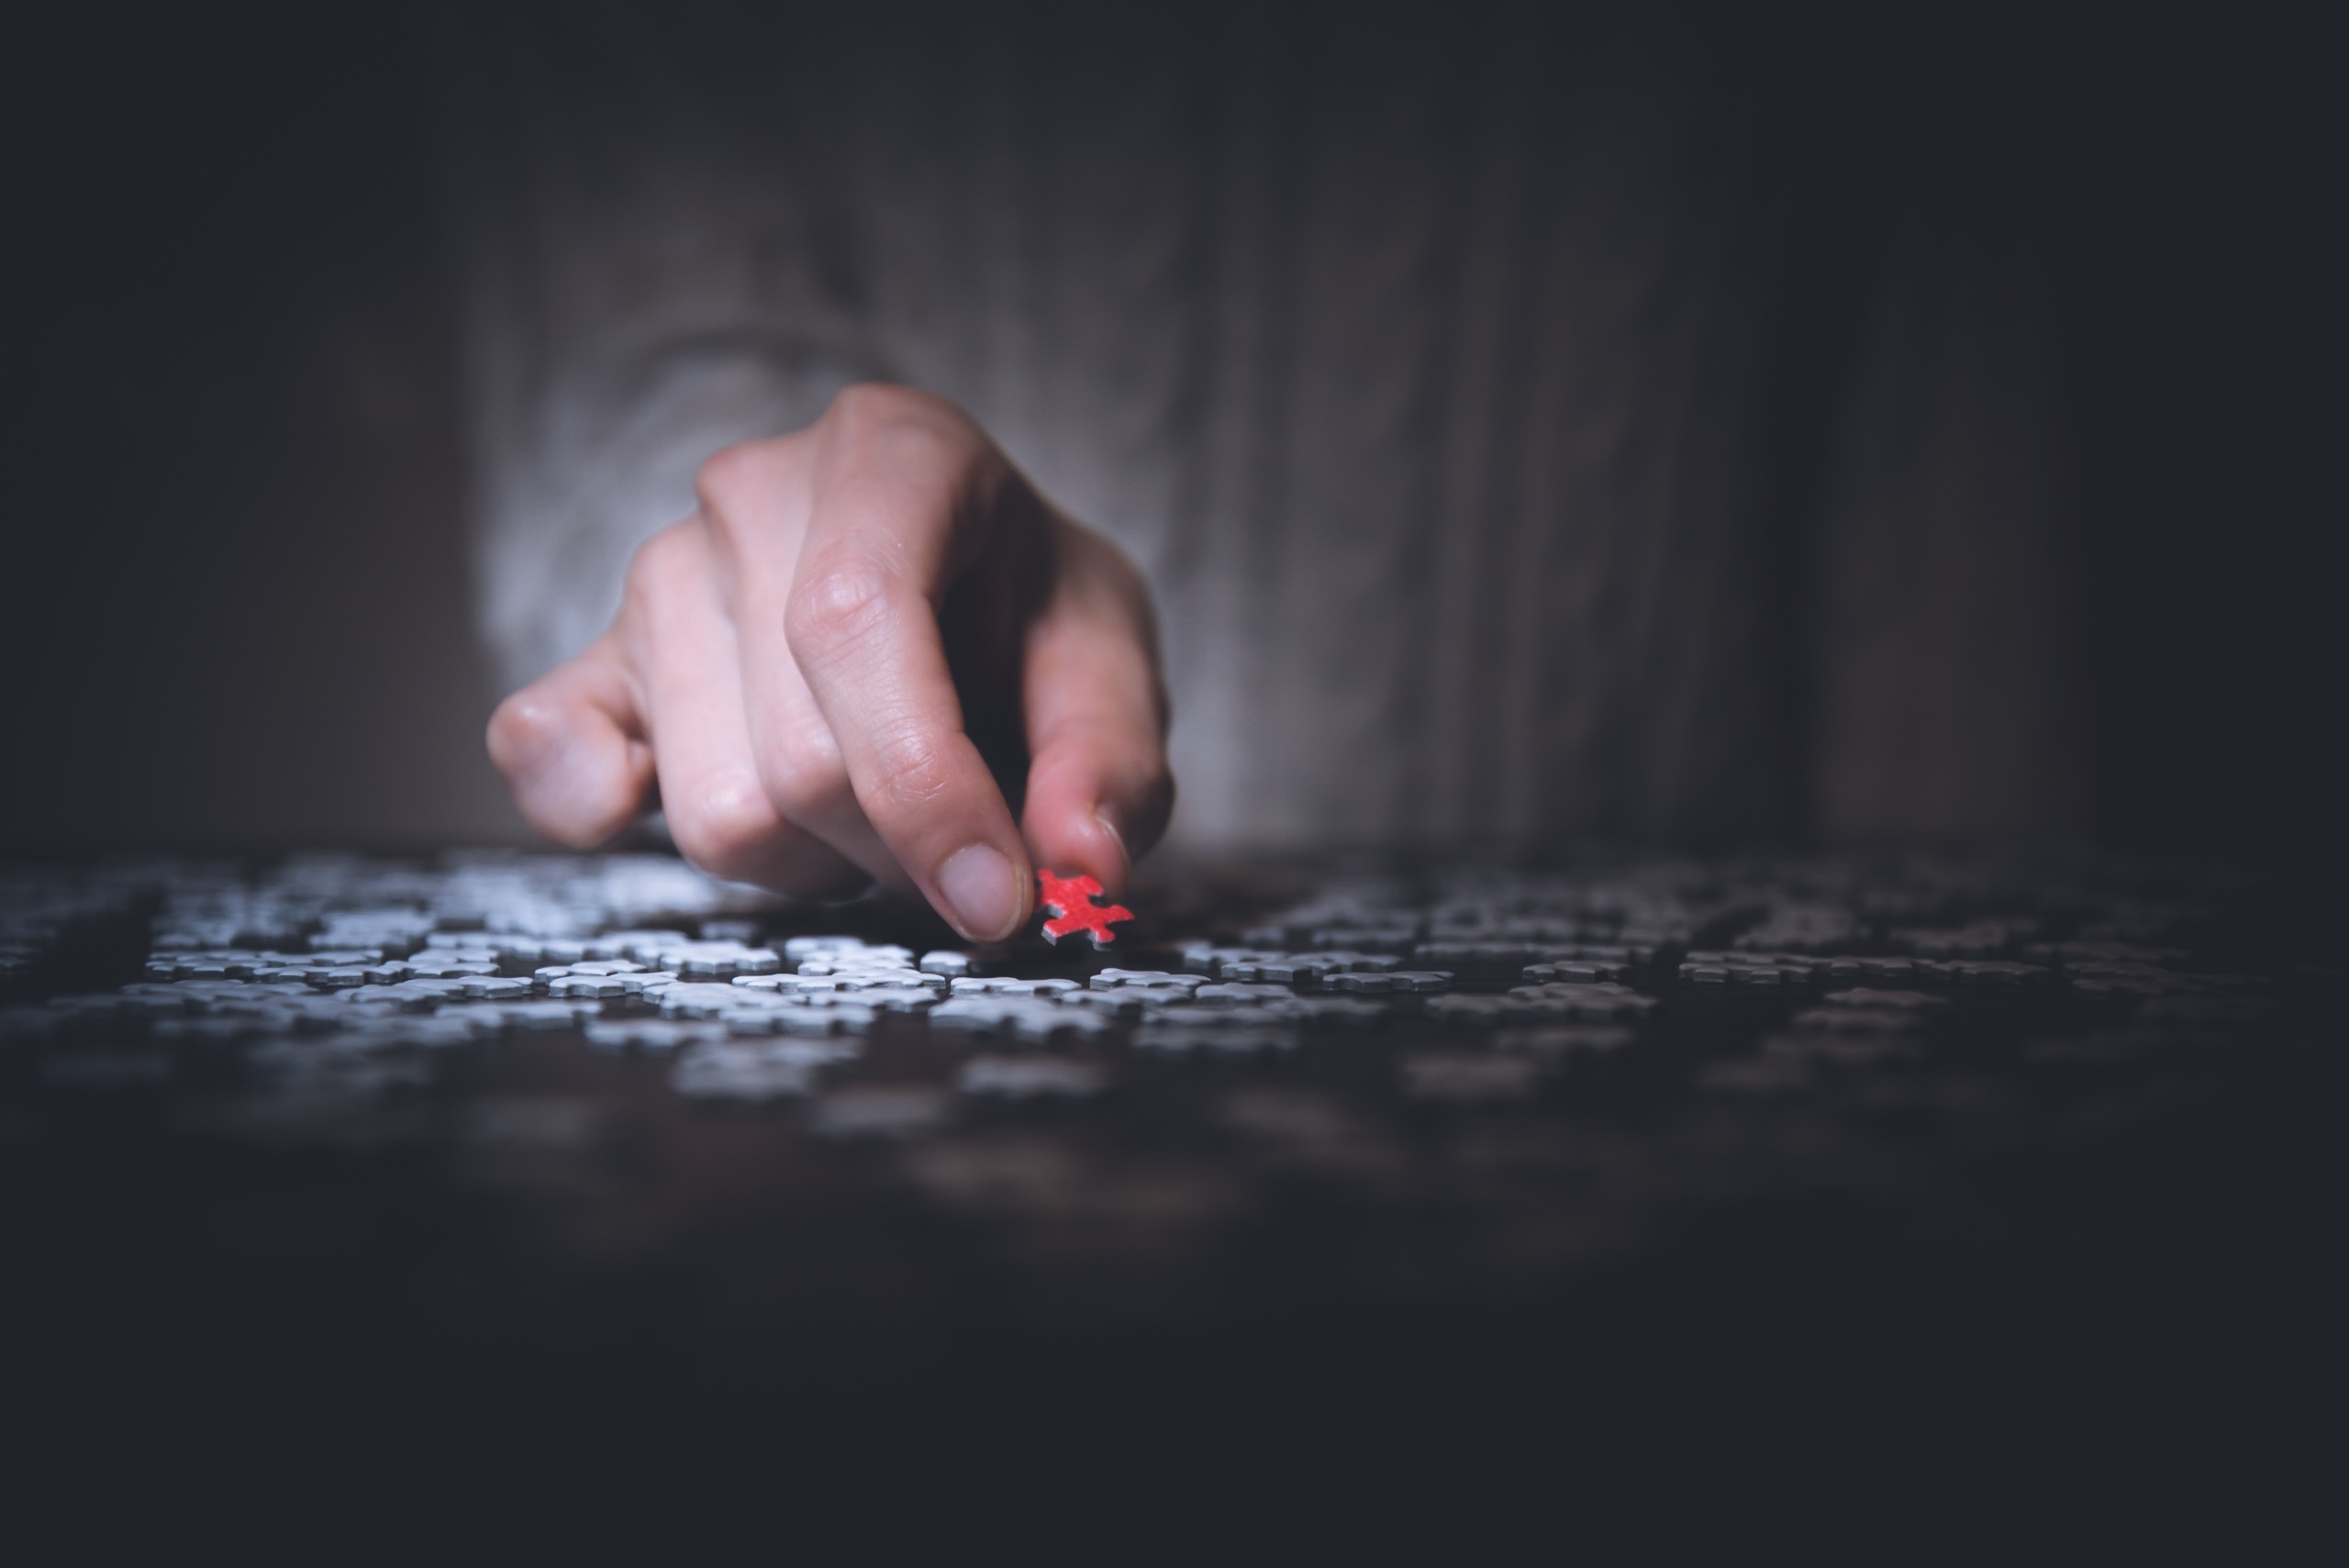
[1,0,2339,863]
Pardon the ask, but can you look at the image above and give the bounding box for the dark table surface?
[4,847,2337,1556]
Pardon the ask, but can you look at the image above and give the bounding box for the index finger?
[769,389,1035,942]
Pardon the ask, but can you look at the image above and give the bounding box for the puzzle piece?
[1036,869,1133,949]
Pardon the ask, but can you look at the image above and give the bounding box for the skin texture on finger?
[486,636,656,848]
[693,437,907,893]
[773,388,1035,941]
[1019,517,1174,895]
[622,521,864,895]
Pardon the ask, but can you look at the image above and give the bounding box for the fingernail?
[939,844,1022,941]
[1092,806,1130,883]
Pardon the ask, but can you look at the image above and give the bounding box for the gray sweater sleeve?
[437,0,2087,848]
[435,2,891,695]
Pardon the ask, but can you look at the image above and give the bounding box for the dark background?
[2,0,2340,863]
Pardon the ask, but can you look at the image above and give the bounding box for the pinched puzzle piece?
[1036,869,1133,949]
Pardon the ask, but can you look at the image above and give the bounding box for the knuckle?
[485,689,563,778]
[760,732,852,824]
[691,438,789,532]
[826,382,939,434]
[487,699,647,848]
[824,384,984,467]
[667,775,784,881]
[1063,516,1156,615]
[785,557,896,666]
[621,522,694,616]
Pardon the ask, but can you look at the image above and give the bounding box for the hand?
[486,384,1174,942]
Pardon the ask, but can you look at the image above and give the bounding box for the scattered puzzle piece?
[1036,869,1133,949]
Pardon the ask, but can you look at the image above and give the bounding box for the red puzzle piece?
[1036,869,1133,949]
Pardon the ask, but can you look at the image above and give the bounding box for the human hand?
[486,384,1174,942]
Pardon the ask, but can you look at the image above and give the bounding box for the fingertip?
[1022,741,1168,898]
[1030,801,1129,896]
